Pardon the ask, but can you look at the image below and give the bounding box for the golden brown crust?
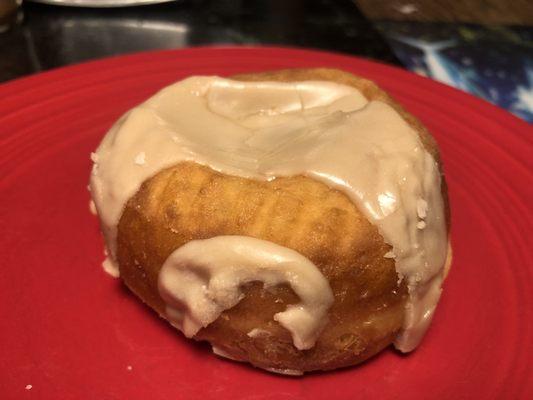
[116,68,449,373]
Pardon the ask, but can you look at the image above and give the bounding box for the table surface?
[0,0,401,83]
[0,0,531,122]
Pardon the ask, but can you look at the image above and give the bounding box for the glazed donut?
[89,68,451,374]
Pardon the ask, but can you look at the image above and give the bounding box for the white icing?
[266,367,304,376]
[417,198,428,219]
[247,328,270,338]
[212,346,239,361]
[90,76,449,352]
[159,236,334,350]
[102,257,120,278]
[443,242,453,278]
[134,151,146,165]
[212,345,304,376]
[89,200,97,215]
[383,251,395,259]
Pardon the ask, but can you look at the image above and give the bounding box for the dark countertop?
[0,0,401,83]
[2,0,531,121]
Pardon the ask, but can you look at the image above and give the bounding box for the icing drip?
[159,236,334,350]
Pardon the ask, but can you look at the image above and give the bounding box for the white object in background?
[27,0,177,8]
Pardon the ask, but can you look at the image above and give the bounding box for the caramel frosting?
[159,236,334,350]
[89,76,449,352]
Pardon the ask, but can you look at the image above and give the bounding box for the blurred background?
[0,0,532,121]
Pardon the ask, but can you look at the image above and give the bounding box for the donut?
[89,68,451,374]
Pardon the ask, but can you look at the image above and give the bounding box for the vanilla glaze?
[159,236,334,350]
[89,76,449,352]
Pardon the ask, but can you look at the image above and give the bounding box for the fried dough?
[115,69,450,373]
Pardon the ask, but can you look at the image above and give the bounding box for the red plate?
[1,47,531,399]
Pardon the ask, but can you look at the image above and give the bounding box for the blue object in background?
[378,22,533,123]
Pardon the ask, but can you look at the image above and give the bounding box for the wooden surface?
[354,0,533,25]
